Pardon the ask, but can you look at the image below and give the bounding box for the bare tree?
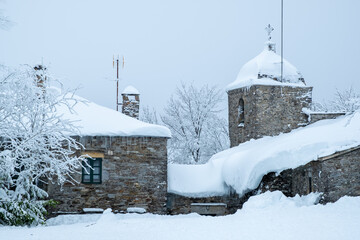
[312,86,360,113]
[161,83,229,164]
[140,105,159,124]
[330,86,360,113]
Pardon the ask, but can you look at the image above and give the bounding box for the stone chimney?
[121,85,140,119]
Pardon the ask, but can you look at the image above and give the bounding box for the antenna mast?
[113,55,125,111]
[281,0,284,82]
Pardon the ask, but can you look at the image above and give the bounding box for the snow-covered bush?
[0,187,55,226]
[161,83,229,164]
[0,65,84,226]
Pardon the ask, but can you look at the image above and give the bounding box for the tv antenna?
[113,55,125,111]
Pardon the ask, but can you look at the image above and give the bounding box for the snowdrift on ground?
[3,192,360,240]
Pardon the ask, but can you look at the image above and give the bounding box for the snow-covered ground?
[1,191,360,240]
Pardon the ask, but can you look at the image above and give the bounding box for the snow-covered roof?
[226,41,306,91]
[168,111,360,197]
[122,85,140,95]
[55,89,170,137]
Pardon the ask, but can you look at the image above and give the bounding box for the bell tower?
[227,25,312,147]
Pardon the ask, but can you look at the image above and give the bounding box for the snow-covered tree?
[161,83,229,164]
[330,87,360,113]
[311,87,360,113]
[0,65,85,225]
[140,105,159,124]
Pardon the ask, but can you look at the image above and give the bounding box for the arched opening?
[238,98,245,127]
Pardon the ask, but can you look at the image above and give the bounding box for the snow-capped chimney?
[121,85,140,119]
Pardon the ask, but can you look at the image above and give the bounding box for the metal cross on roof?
[265,24,274,41]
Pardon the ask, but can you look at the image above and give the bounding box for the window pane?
[94,167,100,174]
[93,159,100,167]
[83,175,90,182]
[93,175,100,182]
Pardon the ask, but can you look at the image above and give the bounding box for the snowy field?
[1,191,360,240]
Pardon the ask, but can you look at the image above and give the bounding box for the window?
[82,158,102,184]
[238,98,245,127]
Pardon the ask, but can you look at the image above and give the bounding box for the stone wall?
[166,191,254,215]
[228,85,312,147]
[309,112,345,124]
[259,146,360,203]
[47,136,168,215]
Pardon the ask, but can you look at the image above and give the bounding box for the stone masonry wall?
[309,112,345,124]
[259,147,360,203]
[47,136,168,214]
[166,191,254,215]
[228,85,312,147]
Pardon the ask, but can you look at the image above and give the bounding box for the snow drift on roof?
[54,88,170,137]
[122,85,140,95]
[168,111,360,197]
[226,45,306,91]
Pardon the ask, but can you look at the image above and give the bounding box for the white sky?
[1,0,360,116]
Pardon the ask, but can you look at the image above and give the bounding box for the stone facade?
[47,136,168,214]
[259,146,360,203]
[228,85,312,147]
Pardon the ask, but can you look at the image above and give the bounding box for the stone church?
[225,28,358,204]
[167,26,359,215]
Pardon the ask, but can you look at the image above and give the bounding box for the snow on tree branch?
[311,86,360,113]
[161,83,229,164]
[0,65,85,225]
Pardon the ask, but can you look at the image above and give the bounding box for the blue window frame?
[82,158,102,184]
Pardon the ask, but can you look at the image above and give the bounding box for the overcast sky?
[1,0,360,116]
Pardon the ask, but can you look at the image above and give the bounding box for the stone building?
[223,27,356,203]
[226,28,343,147]
[47,87,171,214]
[259,145,360,203]
[167,27,358,215]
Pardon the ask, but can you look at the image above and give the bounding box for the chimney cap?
[122,85,140,95]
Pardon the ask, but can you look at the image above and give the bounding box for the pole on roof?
[114,55,125,111]
[116,58,119,111]
[281,0,284,82]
